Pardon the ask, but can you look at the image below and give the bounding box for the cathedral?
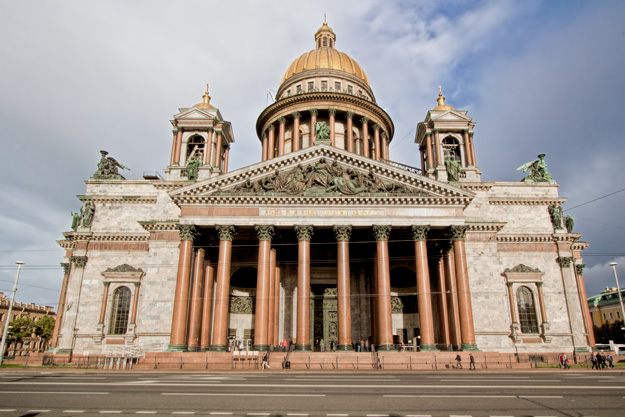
[52,22,594,356]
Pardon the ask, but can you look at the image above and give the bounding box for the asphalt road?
[0,370,623,417]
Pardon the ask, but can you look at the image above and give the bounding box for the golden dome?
[432,86,455,111]
[280,22,370,87]
[193,84,214,109]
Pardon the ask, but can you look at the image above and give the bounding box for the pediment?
[429,110,472,122]
[169,144,474,206]
[174,107,216,121]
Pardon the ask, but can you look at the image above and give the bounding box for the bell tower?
[415,87,480,182]
[166,85,235,181]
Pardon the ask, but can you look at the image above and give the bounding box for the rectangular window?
[296,85,302,94]
[610,312,614,319]
[603,313,607,320]
[321,80,328,91]
[347,85,353,94]
[335,81,341,91]
[307,81,314,92]
[618,311,621,319]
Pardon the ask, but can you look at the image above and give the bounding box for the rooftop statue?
[185,156,200,181]
[517,153,553,183]
[91,150,129,180]
[314,121,331,141]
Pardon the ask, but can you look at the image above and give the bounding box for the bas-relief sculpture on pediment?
[225,158,429,198]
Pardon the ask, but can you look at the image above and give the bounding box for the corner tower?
[166,85,235,181]
[256,21,394,162]
[415,87,480,182]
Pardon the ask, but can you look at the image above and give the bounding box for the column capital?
[207,126,214,132]
[309,109,318,117]
[425,131,432,137]
[450,225,468,241]
[70,256,88,268]
[536,281,544,288]
[575,263,586,275]
[411,225,430,241]
[328,108,337,116]
[292,111,301,119]
[346,111,354,119]
[432,128,439,134]
[333,225,352,241]
[278,117,286,125]
[360,116,369,125]
[381,131,388,139]
[177,224,197,241]
[373,123,380,131]
[556,256,574,268]
[133,281,141,288]
[294,225,314,241]
[61,262,70,274]
[506,281,514,288]
[267,124,275,132]
[103,281,111,288]
[255,225,275,241]
[468,131,474,137]
[372,225,391,241]
[216,225,237,241]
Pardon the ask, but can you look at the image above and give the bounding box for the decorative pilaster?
[381,131,389,161]
[295,225,313,351]
[450,225,478,351]
[334,225,353,351]
[507,282,521,342]
[574,263,595,347]
[433,128,442,166]
[373,225,393,351]
[412,225,437,351]
[50,262,71,349]
[536,282,552,343]
[469,131,476,167]
[98,282,111,325]
[70,256,88,268]
[210,225,237,351]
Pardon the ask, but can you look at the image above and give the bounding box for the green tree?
[593,320,625,344]
[8,316,35,345]
[34,315,55,344]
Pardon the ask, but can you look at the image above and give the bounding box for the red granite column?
[334,225,353,351]
[373,124,381,161]
[433,129,442,167]
[200,260,215,350]
[412,225,437,351]
[444,244,462,348]
[273,265,281,346]
[295,225,313,351]
[51,263,70,348]
[507,282,519,323]
[469,132,477,167]
[168,225,196,351]
[278,118,286,156]
[426,132,434,170]
[371,257,378,346]
[382,132,389,161]
[346,112,354,153]
[361,117,370,158]
[267,249,277,348]
[254,225,274,351]
[210,225,236,351]
[329,109,336,147]
[173,129,183,165]
[130,282,141,325]
[224,146,229,173]
[310,109,318,145]
[463,129,473,166]
[373,225,393,351]
[575,264,596,347]
[205,127,214,166]
[170,129,178,166]
[267,125,275,160]
[261,133,268,161]
[97,282,111,325]
[187,249,205,351]
[451,225,478,350]
[292,112,301,152]
[435,254,450,348]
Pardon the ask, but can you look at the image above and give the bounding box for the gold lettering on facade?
[262,208,385,216]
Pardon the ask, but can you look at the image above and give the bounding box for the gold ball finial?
[433,85,455,110]
[203,84,211,105]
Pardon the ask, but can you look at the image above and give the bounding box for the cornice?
[62,233,149,243]
[138,220,180,232]
[489,197,566,206]
[465,221,506,232]
[77,195,157,204]
[572,241,589,251]
[459,183,494,192]
[153,182,187,190]
[173,195,472,207]
[497,234,557,243]
[57,239,73,249]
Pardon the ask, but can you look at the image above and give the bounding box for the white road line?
[287,414,309,416]
[327,414,349,416]
[0,391,109,395]
[439,379,561,382]
[385,395,516,398]
[405,415,432,417]
[0,411,16,413]
[285,378,398,382]
[366,414,389,417]
[162,393,325,397]
[209,413,232,415]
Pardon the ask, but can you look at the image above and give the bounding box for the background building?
[53,22,593,356]
[0,292,55,357]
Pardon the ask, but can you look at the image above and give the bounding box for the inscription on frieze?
[261,208,385,217]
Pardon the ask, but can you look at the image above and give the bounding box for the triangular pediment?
[174,107,217,121]
[169,144,474,206]
[428,109,472,122]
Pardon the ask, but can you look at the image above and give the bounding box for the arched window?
[517,286,539,333]
[323,36,327,46]
[187,135,205,161]
[442,136,461,163]
[109,286,131,335]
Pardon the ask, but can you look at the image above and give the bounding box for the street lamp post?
[0,261,25,368]
[608,262,625,331]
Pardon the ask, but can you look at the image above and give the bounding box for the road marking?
[162,393,325,397]
[0,391,109,395]
[247,414,271,416]
[135,412,157,414]
[439,379,561,382]
[63,411,85,413]
[99,412,122,414]
[0,411,16,413]
[327,414,349,416]
[28,411,50,413]
[287,414,309,416]
[172,413,195,415]
[519,395,563,399]
[366,414,389,417]
[385,395,516,398]
[209,413,232,415]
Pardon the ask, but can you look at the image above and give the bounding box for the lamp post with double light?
[608,262,625,331]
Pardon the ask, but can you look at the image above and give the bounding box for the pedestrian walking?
[261,353,270,370]
[455,354,462,369]
[591,355,598,369]
[469,353,476,370]
[607,354,614,368]
[562,353,569,369]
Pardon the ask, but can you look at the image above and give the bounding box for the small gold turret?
[193,84,214,109]
[433,85,455,111]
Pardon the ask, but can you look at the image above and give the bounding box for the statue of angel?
[517,153,553,182]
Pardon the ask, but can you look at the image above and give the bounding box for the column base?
[460,343,479,351]
[187,345,201,352]
[208,344,227,352]
[336,344,354,352]
[167,344,188,352]
[294,344,312,351]
[253,344,270,352]
[419,344,438,352]
[376,344,395,351]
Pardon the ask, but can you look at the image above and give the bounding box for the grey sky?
[1,0,624,308]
